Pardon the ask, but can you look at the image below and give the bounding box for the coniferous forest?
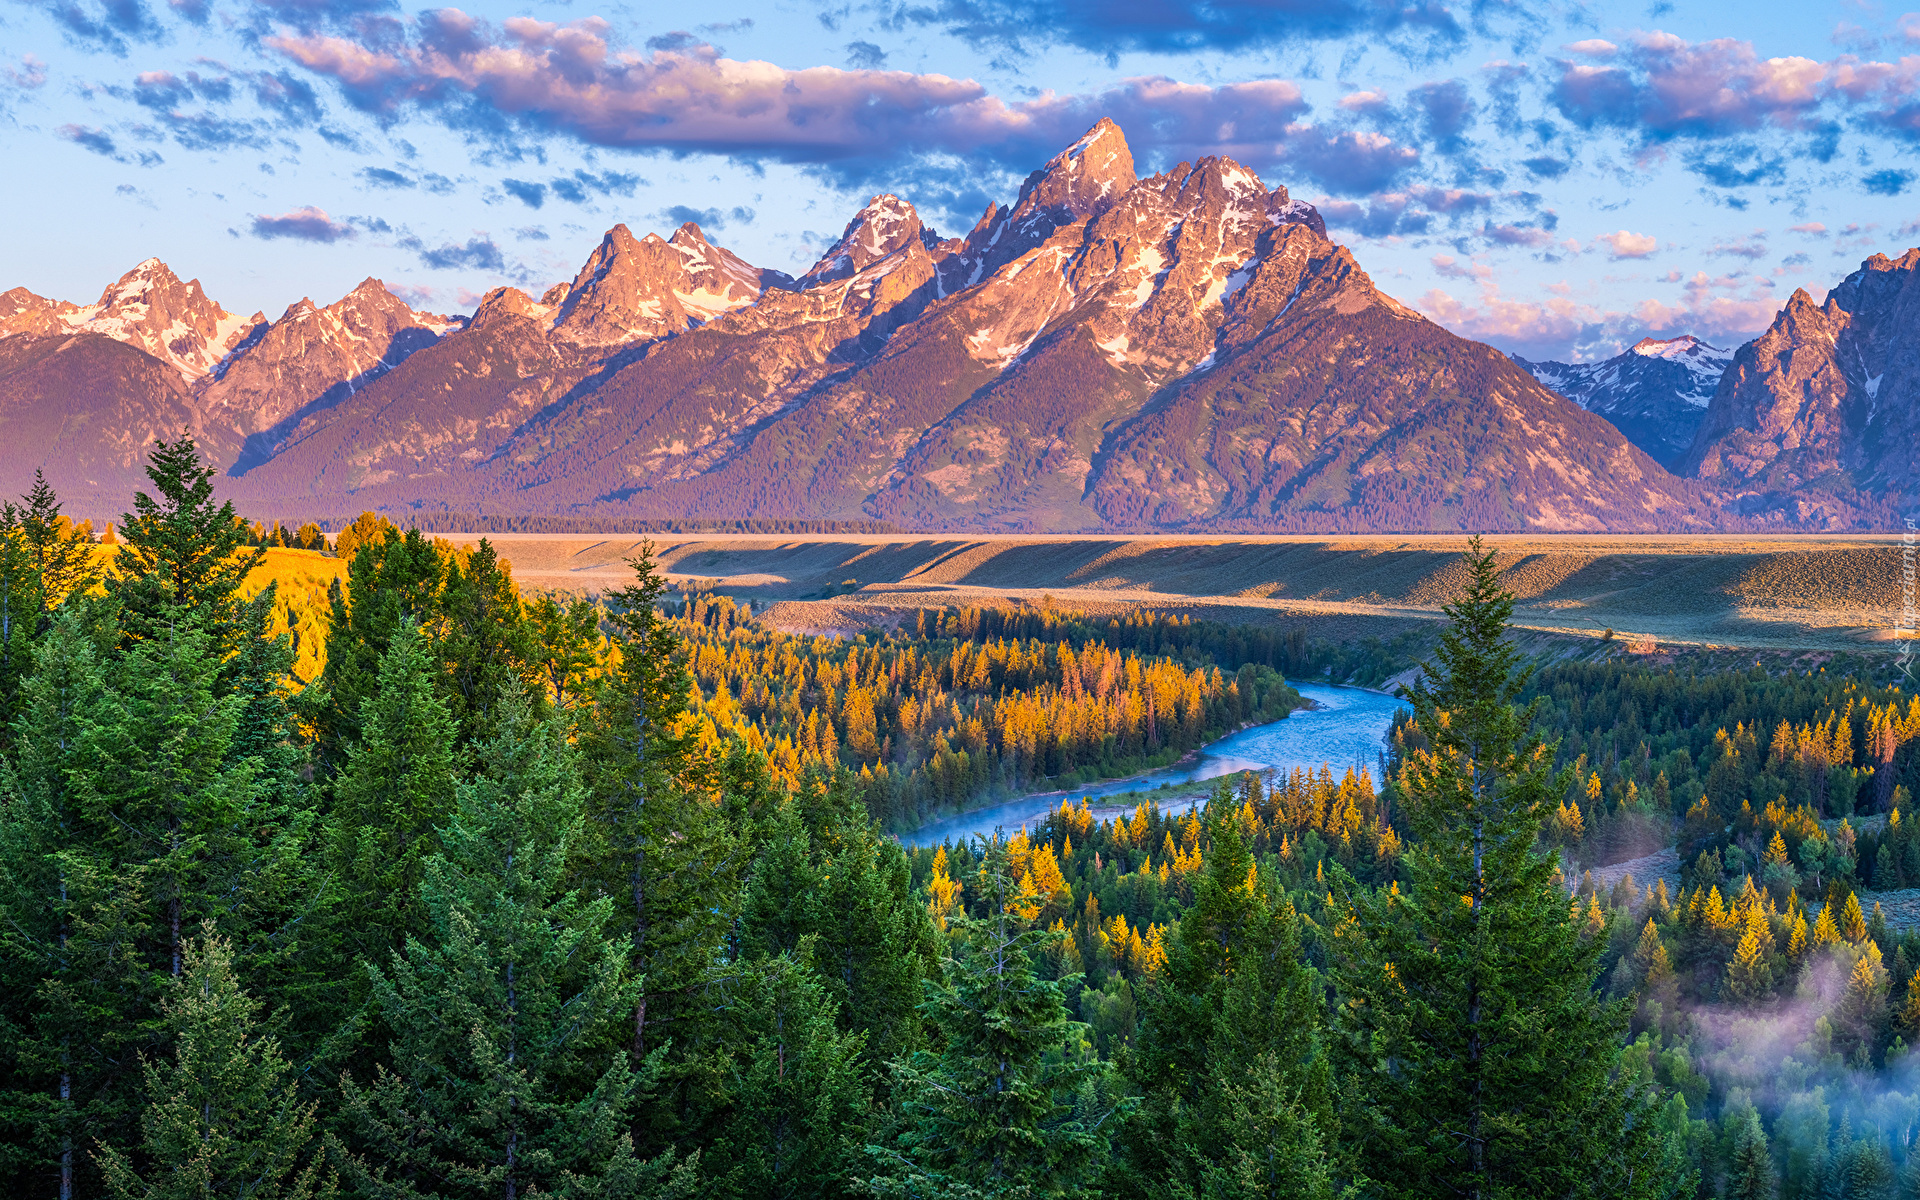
[9,439,1920,1199]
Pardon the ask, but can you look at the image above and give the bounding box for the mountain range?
[0,119,1908,531]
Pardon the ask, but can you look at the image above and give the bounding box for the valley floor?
[435,531,1912,654]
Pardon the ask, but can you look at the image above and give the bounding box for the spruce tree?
[0,603,312,1197]
[1330,537,1691,1199]
[1725,1108,1777,1200]
[324,617,458,972]
[20,470,101,614]
[109,436,264,659]
[95,925,332,1200]
[575,547,736,1074]
[1121,815,1334,1200]
[307,525,445,776]
[333,700,687,1199]
[738,778,937,1076]
[712,946,869,1200]
[437,538,536,746]
[861,839,1119,1199]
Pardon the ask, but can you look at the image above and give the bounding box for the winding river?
[902,682,1408,847]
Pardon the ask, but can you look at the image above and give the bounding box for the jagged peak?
[799,194,929,287]
[1631,334,1728,359]
[670,222,711,247]
[472,286,547,326]
[1011,119,1137,225]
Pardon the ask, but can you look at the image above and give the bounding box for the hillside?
[5,120,1744,533]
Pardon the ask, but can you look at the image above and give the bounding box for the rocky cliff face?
[199,277,463,470]
[211,120,1726,532]
[1685,249,1920,522]
[0,259,264,381]
[1517,335,1732,470]
[0,121,1767,530]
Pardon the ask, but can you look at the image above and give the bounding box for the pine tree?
[712,945,869,1200]
[307,525,445,776]
[20,470,101,613]
[739,777,937,1076]
[1122,814,1334,1200]
[0,605,311,1197]
[333,701,687,1198]
[861,839,1120,1199]
[109,437,264,659]
[1330,536,1691,1199]
[95,925,332,1200]
[437,539,537,743]
[324,617,458,972]
[1725,1108,1777,1200]
[575,546,736,1073]
[0,473,100,753]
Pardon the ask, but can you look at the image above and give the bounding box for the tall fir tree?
[108,437,263,661]
[0,473,100,752]
[332,698,690,1199]
[324,617,458,975]
[861,839,1120,1200]
[575,547,738,1088]
[1330,536,1691,1199]
[307,526,445,776]
[737,776,936,1078]
[95,925,333,1200]
[437,538,537,746]
[710,945,870,1200]
[1724,1107,1776,1200]
[0,599,312,1198]
[1120,814,1334,1200]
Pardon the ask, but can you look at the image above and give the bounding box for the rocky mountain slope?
[1516,335,1732,470]
[199,119,1723,532]
[1685,249,1920,523]
[0,266,463,505]
[0,120,1761,530]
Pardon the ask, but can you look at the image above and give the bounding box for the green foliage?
[324,617,458,972]
[1120,816,1334,1200]
[109,435,265,657]
[95,925,332,1200]
[862,841,1121,1200]
[333,701,676,1199]
[1331,537,1690,1200]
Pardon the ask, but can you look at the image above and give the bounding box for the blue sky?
[3,0,1919,360]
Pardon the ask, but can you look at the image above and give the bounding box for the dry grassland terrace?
[428,532,1915,653]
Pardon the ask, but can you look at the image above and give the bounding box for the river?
[902,682,1408,847]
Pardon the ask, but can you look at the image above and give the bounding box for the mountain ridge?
[5,120,1900,531]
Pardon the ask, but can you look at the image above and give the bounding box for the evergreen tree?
[1330,537,1691,1199]
[0,473,99,751]
[307,526,445,776]
[711,945,869,1200]
[738,777,936,1077]
[333,700,687,1199]
[20,470,101,614]
[324,618,458,973]
[575,547,736,1072]
[109,437,264,660]
[437,538,536,746]
[0,603,311,1196]
[862,839,1119,1199]
[1725,1108,1777,1200]
[95,925,332,1200]
[1121,814,1334,1200]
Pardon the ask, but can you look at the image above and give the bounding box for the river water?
[902,682,1408,848]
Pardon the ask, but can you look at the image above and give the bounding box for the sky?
[4,0,1920,361]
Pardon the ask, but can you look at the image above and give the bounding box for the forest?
[5,437,1920,1198]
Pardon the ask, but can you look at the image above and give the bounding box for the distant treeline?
[313,512,908,535]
